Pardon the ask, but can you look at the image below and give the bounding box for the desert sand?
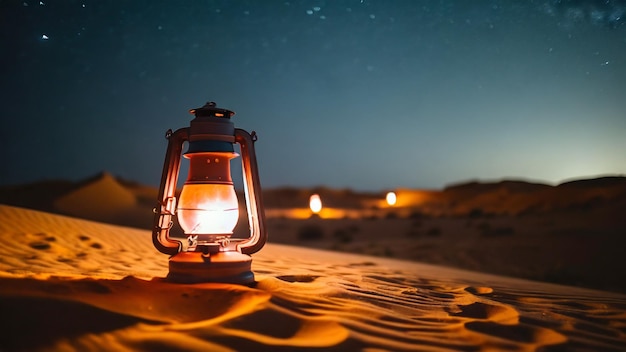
[3,172,624,294]
[1,204,625,351]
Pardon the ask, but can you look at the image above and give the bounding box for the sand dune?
[1,204,625,351]
[4,173,625,217]
[264,176,626,216]
[54,172,137,223]
[1,173,625,294]
[0,172,153,230]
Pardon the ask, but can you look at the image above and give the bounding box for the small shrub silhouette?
[385,211,398,219]
[333,228,353,243]
[383,247,394,257]
[481,226,515,237]
[468,208,484,218]
[409,211,425,219]
[476,222,491,231]
[426,227,442,237]
[298,224,324,240]
[405,229,421,237]
[346,224,360,233]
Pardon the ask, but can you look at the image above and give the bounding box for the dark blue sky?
[1,1,625,190]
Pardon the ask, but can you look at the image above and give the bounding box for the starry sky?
[1,0,625,191]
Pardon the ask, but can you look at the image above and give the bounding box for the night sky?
[2,1,625,191]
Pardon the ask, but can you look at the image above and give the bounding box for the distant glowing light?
[313,6,321,12]
[306,9,313,15]
[386,192,397,206]
[41,34,49,40]
[309,194,322,214]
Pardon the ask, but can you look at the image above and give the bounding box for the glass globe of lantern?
[177,151,240,244]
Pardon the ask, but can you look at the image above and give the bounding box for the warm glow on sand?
[265,208,369,219]
[386,191,397,206]
[309,194,322,214]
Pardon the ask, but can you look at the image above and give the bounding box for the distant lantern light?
[309,194,322,214]
[386,191,397,206]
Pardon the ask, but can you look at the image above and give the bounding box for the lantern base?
[167,251,254,285]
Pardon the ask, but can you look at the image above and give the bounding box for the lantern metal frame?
[152,102,267,284]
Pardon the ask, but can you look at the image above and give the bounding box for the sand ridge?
[1,204,625,351]
[54,172,138,223]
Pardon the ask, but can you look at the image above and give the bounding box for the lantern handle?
[235,128,268,255]
[152,127,188,255]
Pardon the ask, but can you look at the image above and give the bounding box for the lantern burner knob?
[189,101,235,119]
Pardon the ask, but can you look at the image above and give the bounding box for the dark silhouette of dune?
[3,172,625,219]
[444,179,552,194]
[558,175,626,189]
[0,172,154,229]
[0,179,75,213]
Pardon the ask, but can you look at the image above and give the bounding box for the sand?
[1,204,625,351]
[3,173,625,295]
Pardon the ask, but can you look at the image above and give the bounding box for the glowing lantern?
[309,194,322,214]
[152,102,267,284]
[386,191,397,206]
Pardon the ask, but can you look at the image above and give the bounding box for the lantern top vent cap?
[189,102,235,119]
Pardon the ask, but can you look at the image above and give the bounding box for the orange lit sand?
[1,204,625,351]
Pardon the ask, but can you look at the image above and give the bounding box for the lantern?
[309,194,322,214]
[386,191,397,206]
[152,102,267,284]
